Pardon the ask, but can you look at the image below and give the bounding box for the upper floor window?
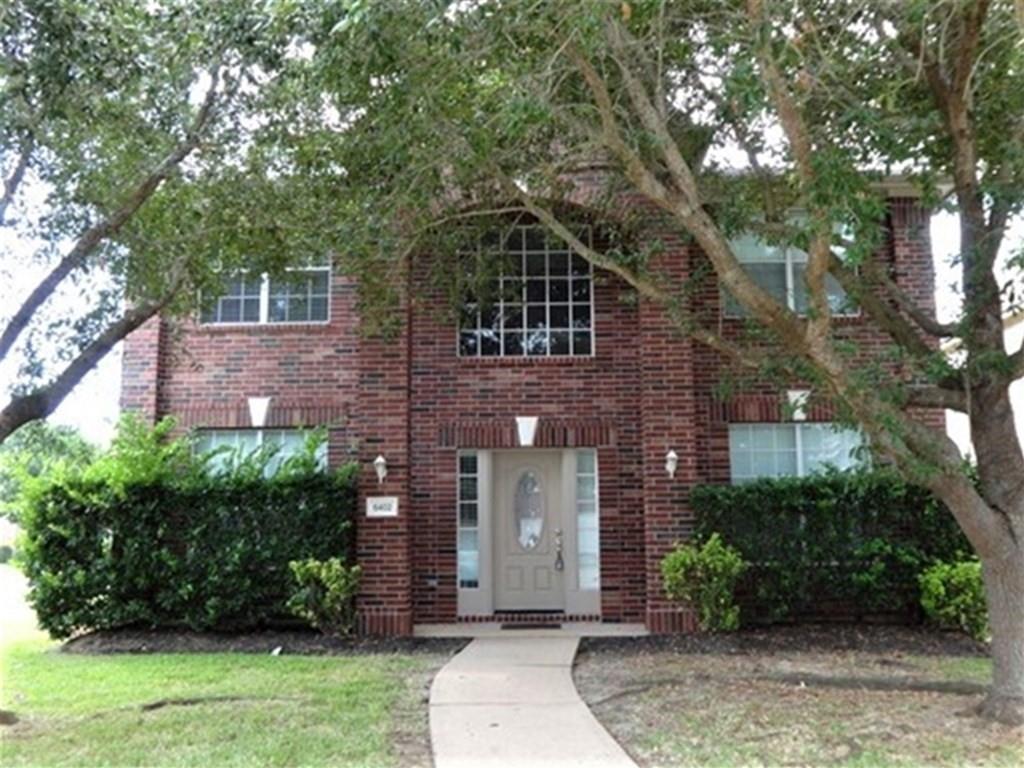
[193,428,328,476]
[728,422,864,483]
[458,226,594,357]
[200,266,330,325]
[723,234,855,318]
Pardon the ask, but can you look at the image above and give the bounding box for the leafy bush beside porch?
[689,470,972,623]
[18,417,358,639]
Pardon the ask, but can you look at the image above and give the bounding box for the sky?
[1,206,1021,449]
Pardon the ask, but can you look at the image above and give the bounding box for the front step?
[414,621,648,637]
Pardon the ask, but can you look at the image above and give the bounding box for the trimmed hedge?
[18,417,358,639]
[691,470,971,622]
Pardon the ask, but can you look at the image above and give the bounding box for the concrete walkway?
[429,637,637,768]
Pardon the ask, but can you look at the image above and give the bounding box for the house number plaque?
[365,496,399,518]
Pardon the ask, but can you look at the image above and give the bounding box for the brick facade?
[119,197,938,635]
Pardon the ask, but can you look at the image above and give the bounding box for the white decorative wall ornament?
[516,416,539,447]
[788,389,811,421]
[248,396,272,428]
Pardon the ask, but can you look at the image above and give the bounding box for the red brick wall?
[406,258,648,623]
[120,315,161,420]
[691,197,945,486]
[118,196,941,635]
[147,274,361,461]
[637,223,700,633]
[353,280,414,636]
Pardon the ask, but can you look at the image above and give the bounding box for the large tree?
[258,0,1022,722]
[0,0,338,442]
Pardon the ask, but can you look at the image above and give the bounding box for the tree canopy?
[274,0,1024,721]
[0,420,95,521]
[0,0,348,441]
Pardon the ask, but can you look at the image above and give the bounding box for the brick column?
[890,196,946,432]
[639,230,699,633]
[119,315,162,422]
[354,294,413,636]
[890,198,936,318]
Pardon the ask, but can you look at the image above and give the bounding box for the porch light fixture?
[665,449,679,479]
[373,454,388,484]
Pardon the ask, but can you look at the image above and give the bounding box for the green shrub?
[661,533,747,631]
[287,558,362,635]
[18,416,358,639]
[0,544,12,564]
[691,470,970,622]
[919,560,988,640]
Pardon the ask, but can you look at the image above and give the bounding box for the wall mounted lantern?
[665,449,679,479]
[373,454,388,484]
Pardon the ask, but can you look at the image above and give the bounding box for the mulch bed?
[579,623,987,659]
[62,628,468,657]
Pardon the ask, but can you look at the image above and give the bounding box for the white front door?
[493,451,566,611]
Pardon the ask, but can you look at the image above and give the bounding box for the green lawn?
[0,567,432,768]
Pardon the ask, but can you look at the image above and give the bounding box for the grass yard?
[0,566,442,768]
[575,632,1024,768]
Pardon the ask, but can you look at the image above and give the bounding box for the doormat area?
[500,623,563,630]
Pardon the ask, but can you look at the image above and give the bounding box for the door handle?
[554,528,564,571]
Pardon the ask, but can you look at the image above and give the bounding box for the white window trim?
[193,428,328,473]
[457,226,596,359]
[575,448,600,592]
[457,451,481,590]
[199,265,332,327]
[723,240,860,319]
[728,422,863,483]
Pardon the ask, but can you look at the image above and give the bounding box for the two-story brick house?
[120,187,937,636]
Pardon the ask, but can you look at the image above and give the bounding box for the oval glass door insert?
[514,471,545,550]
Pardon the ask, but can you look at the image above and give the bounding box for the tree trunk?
[979,546,1024,725]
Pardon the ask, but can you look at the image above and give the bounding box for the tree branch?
[504,177,798,377]
[745,0,834,346]
[905,385,967,411]
[0,66,221,364]
[0,283,182,443]
[827,254,936,358]
[840,243,959,337]
[583,24,807,350]
[1008,345,1024,383]
[564,43,686,217]
[0,135,34,226]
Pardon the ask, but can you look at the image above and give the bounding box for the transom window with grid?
[200,266,330,325]
[458,226,594,357]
